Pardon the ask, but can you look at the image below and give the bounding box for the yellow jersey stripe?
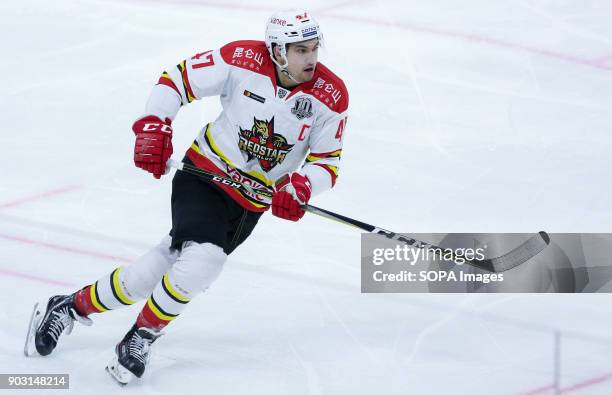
[177,60,196,103]
[187,144,270,209]
[202,125,274,187]
[306,150,342,162]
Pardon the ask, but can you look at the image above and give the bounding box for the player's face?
[285,38,319,83]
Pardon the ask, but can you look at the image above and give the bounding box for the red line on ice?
[125,0,612,72]
[0,232,135,263]
[0,185,81,209]
[592,53,612,66]
[127,0,273,12]
[320,13,612,72]
[519,384,554,395]
[519,370,612,394]
[0,268,77,287]
[561,371,612,393]
[313,0,370,14]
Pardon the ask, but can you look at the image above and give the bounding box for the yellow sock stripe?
[90,282,109,312]
[162,274,190,303]
[146,296,177,321]
[111,268,136,305]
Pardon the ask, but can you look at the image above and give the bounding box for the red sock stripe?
[136,302,171,331]
[73,285,104,316]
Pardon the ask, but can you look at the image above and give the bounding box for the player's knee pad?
[166,241,227,298]
[119,235,178,300]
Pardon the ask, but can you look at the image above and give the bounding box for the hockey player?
[24,9,348,385]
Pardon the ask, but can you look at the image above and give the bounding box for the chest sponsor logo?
[244,90,266,103]
[291,97,313,120]
[238,116,294,172]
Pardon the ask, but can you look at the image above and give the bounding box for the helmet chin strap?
[281,68,300,84]
[271,45,300,85]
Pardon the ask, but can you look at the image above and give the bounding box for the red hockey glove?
[272,173,312,221]
[132,115,173,179]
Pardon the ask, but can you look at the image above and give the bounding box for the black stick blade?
[467,231,551,273]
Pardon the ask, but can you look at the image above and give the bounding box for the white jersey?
[145,40,349,212]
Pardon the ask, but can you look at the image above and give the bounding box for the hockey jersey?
[144,40,349,212]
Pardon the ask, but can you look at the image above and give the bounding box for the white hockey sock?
[136,241,226,329]
[78,235,178,312]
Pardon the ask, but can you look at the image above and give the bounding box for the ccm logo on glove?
[132,115,173,179]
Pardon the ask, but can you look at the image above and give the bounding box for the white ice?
[1,0,612,394]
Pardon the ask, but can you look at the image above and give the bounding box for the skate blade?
[106,355,134,386]
[23,302,43,357]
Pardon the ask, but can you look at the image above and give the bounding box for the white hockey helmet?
[265,9,322,70]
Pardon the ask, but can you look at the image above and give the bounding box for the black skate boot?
[24,294,92,357]
[106,324,163,385]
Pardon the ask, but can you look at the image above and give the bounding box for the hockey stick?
[298,203,550,272]
[166,159,550,272]
[167,159,273,201]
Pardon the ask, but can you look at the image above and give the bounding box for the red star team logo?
[238,117,294,172]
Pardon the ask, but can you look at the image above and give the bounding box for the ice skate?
[106,324,163,385]
[24,294,92,357]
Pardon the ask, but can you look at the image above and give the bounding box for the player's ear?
[272,44,280,61]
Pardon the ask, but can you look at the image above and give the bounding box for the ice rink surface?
[2,0,612,394]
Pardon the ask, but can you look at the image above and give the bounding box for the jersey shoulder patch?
[220,40,273,77]
[308,63,349,113]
